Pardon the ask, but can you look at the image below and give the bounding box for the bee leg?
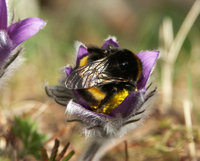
[96,87,118,113]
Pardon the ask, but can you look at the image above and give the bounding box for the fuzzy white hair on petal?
[5,0,11,25]
[120,89,156,137]
[71,41,87,66]
[0,31,9,46]
[104,118,122,136]
[60,64,71,74]
[66,100,102,121]
[139,89,145,102]
[64,64,71,68]
[74,41,87,56]
[104,36,118,42]
[65,99,72,114]
[0,49,25,89]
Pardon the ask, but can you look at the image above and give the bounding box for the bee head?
[107,49,142,82]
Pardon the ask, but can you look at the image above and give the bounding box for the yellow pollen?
[90,89,129,114]
[79,56,88,66]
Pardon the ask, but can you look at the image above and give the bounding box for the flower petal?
[102,36,119,49]
[0,0,7,29]
[65,65,72,76]
[7,17,46,49]
[73,90,92,109]
[137,51,159,89]
[109,90,145,117]
[66,100,109,123]
[76,45,88,66]
[0,31,13,65]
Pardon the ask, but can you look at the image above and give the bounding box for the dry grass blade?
[160,0,200,111]
[63,150,75,161]
[41,146,49,161]
[160,17,174,110]
[50,139,60,161]
[183,100,197,161]
[56,142,70,161]
[124,140,129,161]
[168,0,200,63]
[41,139,74,161]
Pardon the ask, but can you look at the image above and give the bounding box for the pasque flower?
[0,0,46,66]
[47,36,159,138]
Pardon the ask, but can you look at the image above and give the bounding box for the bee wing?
[65,58,124,89]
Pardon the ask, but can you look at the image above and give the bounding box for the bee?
[46,44,142,114]
[64,45,143,114]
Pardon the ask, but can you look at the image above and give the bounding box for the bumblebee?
[46,45,143,114]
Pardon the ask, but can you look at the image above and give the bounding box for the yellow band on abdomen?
[87,87,106,101]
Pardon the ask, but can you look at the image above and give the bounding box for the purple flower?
[47,36,159,138]
[0,0,46,66]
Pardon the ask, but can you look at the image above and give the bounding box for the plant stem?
[160,0,200,111]
[79,139,104,161]
[168,0,200,63]
[183,100,197,161]
[79,138,114,161]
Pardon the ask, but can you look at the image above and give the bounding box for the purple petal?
[76,45,88,66]
[110,90,145,117]
[73,90,109,118]
[65,65,72,76]
[0,31,13,65]
[137,51,159,89]
[66,100,109,123]
[7,17,46,49]
[102,37,119,49]
[0,0,7,29]
[73,90,92,109]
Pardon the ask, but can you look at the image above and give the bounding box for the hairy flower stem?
[79,138,112,161]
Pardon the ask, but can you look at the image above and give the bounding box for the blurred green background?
[0,0,200,160]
